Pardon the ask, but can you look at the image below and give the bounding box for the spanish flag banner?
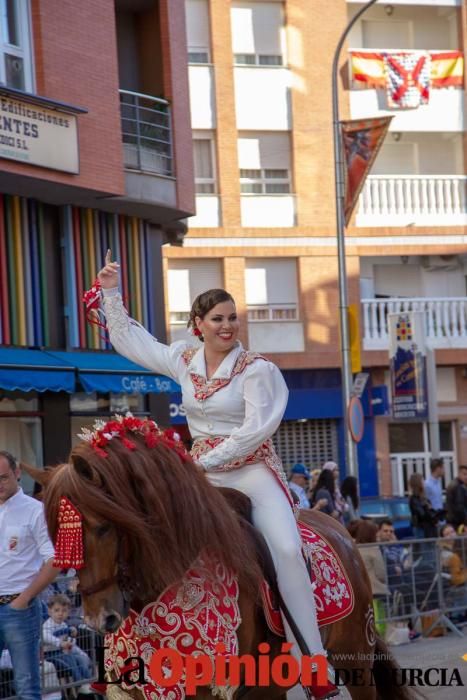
[430,52,464,87]
[350,50,464,90]
[342,116,393,226]
[351,52,385,88]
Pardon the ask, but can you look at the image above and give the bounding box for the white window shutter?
[167,269,191,311]
[245,268,268,305]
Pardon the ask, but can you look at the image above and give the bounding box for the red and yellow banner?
[341,116,392,226]
[350,51,464,89]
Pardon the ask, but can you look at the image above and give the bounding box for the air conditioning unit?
[420,255,460,272]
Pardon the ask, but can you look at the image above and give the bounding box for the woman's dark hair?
[187,289,235,342]
[352,519,378,544]
[409,472,425,499]
[341,475,359,510]
[310,468,335,503]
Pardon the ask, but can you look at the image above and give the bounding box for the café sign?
[0,94,79,173]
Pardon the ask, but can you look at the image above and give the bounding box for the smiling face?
[195,300,240,353]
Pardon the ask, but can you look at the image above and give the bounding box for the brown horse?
[27,435,415,700]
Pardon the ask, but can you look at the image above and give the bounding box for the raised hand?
[97,249,120,289]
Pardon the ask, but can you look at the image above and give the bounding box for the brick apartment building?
[0,0,194,489]
[164,0,467,496]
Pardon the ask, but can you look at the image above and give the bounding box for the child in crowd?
[42,594,94,694]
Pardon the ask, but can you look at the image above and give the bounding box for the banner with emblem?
[388,311,428,420]
[341,116,392,226]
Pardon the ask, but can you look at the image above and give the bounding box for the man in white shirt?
[0,451,58,700]
[288,463,311,509]
[424,457,445,513]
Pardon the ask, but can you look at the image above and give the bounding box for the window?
[186,0,211,64]
[240,168,290,194]
[188,50,210,64]
[234,54,283,66]
[0,0,33,91]
[193,136,216,193]
[245,258,298,321]
[0,393,42,495]
[238,132,292,194]
[167,260,223,340]
[231,2,285,66]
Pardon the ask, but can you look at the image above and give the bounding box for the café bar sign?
[0,94,79,173]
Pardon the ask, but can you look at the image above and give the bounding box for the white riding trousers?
[206,462,325,657]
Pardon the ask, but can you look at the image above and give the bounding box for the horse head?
[29,417,256,636]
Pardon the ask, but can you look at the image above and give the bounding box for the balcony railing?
[357,175,467,226]
[362,297,467,349]
[119,89,173,176]
[247,304,298,322]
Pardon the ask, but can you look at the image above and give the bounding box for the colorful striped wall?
[0,195,51,347]
[63,206,155,349]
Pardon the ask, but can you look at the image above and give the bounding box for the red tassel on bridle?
[54,497,85,570]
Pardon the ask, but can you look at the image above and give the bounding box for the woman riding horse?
[95,250,337,699]
[28,422,414,700]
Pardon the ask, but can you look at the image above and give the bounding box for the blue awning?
[0,348,75,393]
[47,351,180,394]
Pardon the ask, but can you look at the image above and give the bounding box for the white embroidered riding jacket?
[101,289,289,471]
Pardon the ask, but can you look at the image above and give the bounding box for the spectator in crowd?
[408,472,440,538]
[446,465,467,530]
[288,464,327,512]
[0,451,58,700]
[376,520,407,582]
[321,461,347,523]
[288,464,311,509]
[438,523,467,617]
[42,594,93,694]
[424,458,445,515]
[377,521,408,597]
[310,469,341,519]
[376,520,420,640]
[353,520,389,597]
[309,468,321,494]
[340,476,359,525]
[352,520,389,636]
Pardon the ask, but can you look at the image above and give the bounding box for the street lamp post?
[332,0,380,479]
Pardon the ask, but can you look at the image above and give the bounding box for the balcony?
[356,175,467,227]
[120,90,173,176]
[362,297,467,350]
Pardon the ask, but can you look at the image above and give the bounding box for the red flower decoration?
[193,328,202,337]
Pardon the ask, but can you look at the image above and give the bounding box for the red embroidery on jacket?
[181,348,267,401]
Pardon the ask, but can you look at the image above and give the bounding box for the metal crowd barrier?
[1,537,466,696]
[0,575,99,700]
[358,534,467,641]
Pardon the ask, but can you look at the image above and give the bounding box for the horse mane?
[34,436,260,598]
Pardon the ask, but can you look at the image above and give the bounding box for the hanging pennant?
[341,116,393,226]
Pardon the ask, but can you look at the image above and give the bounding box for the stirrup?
[302,684,340,700]
[302,662,340,700]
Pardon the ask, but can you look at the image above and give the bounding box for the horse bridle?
[78,555,137,601]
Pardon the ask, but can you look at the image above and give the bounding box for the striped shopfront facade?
[0,193,175,483]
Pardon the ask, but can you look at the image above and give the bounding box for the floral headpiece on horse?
[77,412,188,460]
[54,415,188,569]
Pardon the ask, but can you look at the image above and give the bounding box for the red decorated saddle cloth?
[261,521,354,636]
[103,559,240,700]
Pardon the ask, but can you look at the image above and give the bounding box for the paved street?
[287,632,467,699]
